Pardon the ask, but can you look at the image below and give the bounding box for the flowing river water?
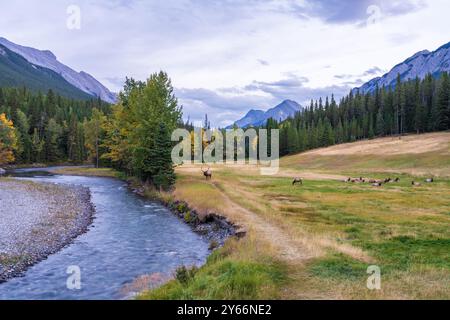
[0,168,210,300]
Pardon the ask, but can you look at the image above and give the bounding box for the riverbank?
[0,178,94,282]
[50,166,242,250]
[38,132,450,301]
[141,133,450,300]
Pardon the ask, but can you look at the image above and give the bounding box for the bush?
[175,265,198,285]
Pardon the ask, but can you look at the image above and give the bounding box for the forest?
[0,71,182,190]
[1,71,450,189]
[273,72,450,156]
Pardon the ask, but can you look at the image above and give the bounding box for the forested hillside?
[273,72,450,156]
[0,72,182,190]
[0,87,110,164]
[0,44,95,101]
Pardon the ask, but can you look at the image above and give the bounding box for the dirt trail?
[210,181,372,264]
[215,182,318,262]
[275,169,348,181]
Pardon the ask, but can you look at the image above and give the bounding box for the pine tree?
[44,118,62,162]
[31,128,44,163]
[436,72,450,130]
[287,125,299,154]
[14,110,31,163]
[146,123,176,191]
[375,107,385,136]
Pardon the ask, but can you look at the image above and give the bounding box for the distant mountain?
[355,41,450,94]
[0,44,95,100]
[233,109,266,128]
[228,100,302,128]
[0,37,116,103]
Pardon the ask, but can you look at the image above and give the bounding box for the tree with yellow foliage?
[0,113,17,165]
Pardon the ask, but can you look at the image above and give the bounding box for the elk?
[394,178,400,183]
[372,182,383,187]
[412,181,421,187]
[201,166,212,180]
[384,178,392,184]
[292,178,303,186]
[425,178,434,183]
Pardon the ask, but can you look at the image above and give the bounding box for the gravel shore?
[0,178,94,282]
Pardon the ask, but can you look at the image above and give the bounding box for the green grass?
[310,254,369,280]
[50,167,120,178]
[138,239,288,300]
[363,236,450,272]
[135,133,450,299]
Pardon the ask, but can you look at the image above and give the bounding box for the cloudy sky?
[1,0,449,127]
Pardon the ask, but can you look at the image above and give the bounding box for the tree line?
[0,72,181,190]
[0,87,111,165]
[272,72,450,156]
[2,71,450,189]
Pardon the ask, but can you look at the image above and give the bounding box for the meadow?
[141,132,450,300]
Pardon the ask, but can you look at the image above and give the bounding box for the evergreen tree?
[146,123,176,191]
[287,125,299,154]
[14,110,31,163]
[44,118,62,162]
[31,128,44,163]
[375,107,385,136]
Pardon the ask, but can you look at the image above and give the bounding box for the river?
[0,168,210,300]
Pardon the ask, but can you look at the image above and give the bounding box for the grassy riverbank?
[51,132,450,299]
[142,132,450,300]
[49,167,121,178]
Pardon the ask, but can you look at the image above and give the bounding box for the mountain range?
[0,37,116,103]
[354,41,450,94]
[227,100,302,128]
[230,41,450,128]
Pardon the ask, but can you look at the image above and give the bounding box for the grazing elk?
[372,182,383,187]
[412,181,421,187]
[384,178,392,184]
[394,178,400,182]
[201,166,212,180]
[292,178,303,186]
[425,178,434,183]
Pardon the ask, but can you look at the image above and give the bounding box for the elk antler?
[201,165,210,173]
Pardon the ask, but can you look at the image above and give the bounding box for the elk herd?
[290,176,435,187]
[342,176,435,187]
[198,166,435,189]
